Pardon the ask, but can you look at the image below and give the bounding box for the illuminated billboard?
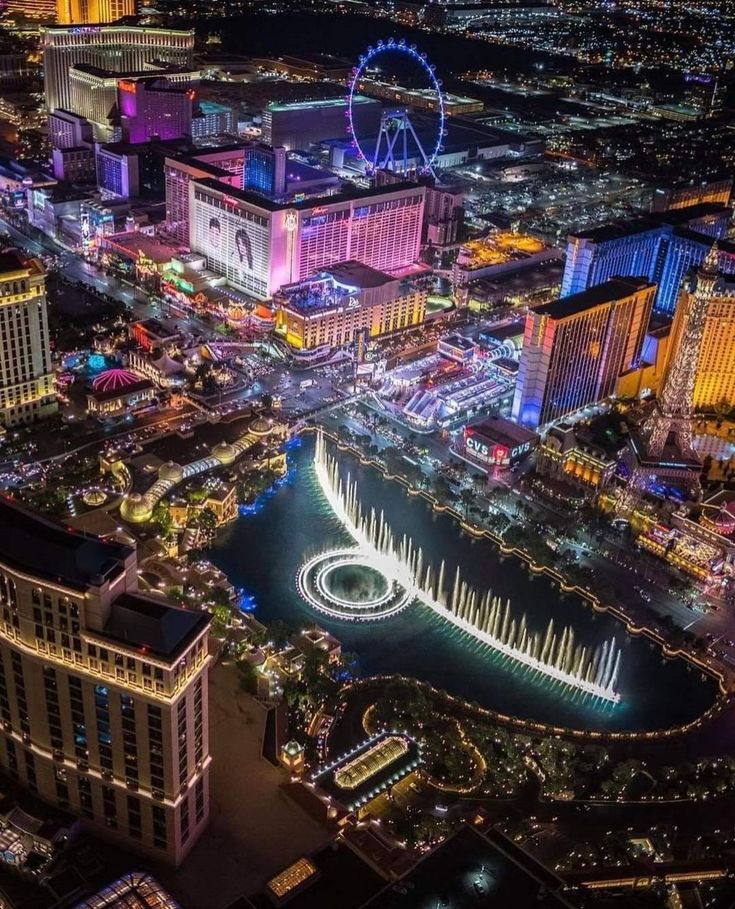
[191,191,271,299]
[463,418,539,468]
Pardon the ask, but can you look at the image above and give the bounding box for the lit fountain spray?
[313,432,621,704]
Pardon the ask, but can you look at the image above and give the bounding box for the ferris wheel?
[346,38,446,178]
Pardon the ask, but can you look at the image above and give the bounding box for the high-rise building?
[66,63,199,142]
[261,96,382,151]
[164,145,246,244]
[561,206,735,316]
[651,176,733,213]
[48,108,93,149]
[617,252,722,510]
[0,497,211,865]
[95,142,140,197]
[56,0,137,26]
[562,221,665,299]
[119,77,195,144]
[42,25,195,115]
[192,100,234,140]
[0,252,57,427]
[512,277,655,430]
[684,73,726,118]
[52,145,96,183]
[673,266,735,411]
[3,0,55,18]
[189,179,425,300]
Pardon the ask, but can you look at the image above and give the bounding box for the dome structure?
[250,416,272,437]
[700,501,735,537]
[92,368,143,393]
[158,461,184,483]
[211,441,237,465]
[82,488,107,507]
[120,493,153,523]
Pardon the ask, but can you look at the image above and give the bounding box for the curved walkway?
[121,428,261,522]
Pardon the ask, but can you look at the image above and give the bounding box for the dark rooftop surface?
[0,497,132,591]
[99,592,209,660]
[70,62,195,79]
[533,277,653,319]
[193,176,421,213]
[364,826,576,908]
[469,415,539,447]
[0,249,32,273]
[570,217,661,243]
[327,260,394,289]
[658,202,731,226]
[570,204,732,244]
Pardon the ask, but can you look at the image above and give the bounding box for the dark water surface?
[210,437,717,732]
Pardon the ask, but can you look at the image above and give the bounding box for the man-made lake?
[210,437,717,732]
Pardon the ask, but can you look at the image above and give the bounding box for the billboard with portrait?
[192,191,271,300]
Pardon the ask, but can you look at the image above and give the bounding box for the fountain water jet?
[309,432,621,704]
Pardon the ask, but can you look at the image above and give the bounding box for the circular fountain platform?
[296,549,414,621]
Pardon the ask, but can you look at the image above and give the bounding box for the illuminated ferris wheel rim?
[346,38,445,173]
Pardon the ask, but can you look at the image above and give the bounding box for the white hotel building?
[188,179,426,301]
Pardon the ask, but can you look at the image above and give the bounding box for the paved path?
[160,662,328,909]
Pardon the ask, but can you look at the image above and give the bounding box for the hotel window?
[128,795,142,839]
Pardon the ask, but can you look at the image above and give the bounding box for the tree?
[432,475,453,501]
[152,502,173,535]
[268,619,291,648]
[197,507,218,532]
[237,659,258,695]
[211,604,232,638]
[460,488,475,517]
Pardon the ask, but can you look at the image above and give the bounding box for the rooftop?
[102,232,178,264]
[266,94,376,113]
[469,415,539,448]
[458,232,548,269]
[72,872,182,909]
[533,277,654,319]
[365,826,576,908]
[0,249,41,277]
[278,261,398,314]
[0,497,132,592]
[99,592,209,660]
[570,217,661,243]
[327,261,395,289]
[193,176,421,214]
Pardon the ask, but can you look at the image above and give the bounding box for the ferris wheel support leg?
[406,118,436,177]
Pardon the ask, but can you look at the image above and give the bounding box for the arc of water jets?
[314,432,621,703]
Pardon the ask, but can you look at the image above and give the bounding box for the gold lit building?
[0,252,57,427]
[667,273,735,411]
[274,261,426,351]
[56,0,136,25]
[0,498,211,865]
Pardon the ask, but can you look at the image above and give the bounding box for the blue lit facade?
[562,225,665,299]
[562,218,735,316]
[656,231,710,316]
[243,145,286,197]
[512,279,655,430]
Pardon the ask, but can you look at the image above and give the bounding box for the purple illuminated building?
[119,77,195,144]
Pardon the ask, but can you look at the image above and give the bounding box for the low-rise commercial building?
[274,261,426,351]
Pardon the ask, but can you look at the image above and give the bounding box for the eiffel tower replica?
[616,244,721,514]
